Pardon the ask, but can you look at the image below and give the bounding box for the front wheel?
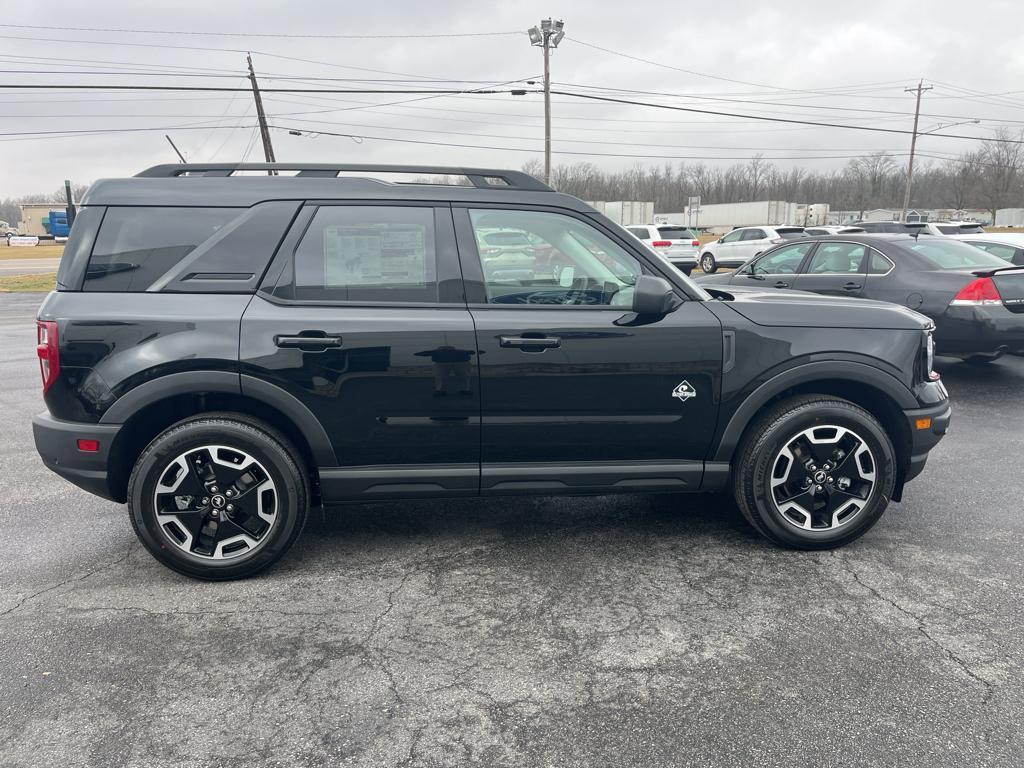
[732,395,896,549]
[127,414,309,580]
[700,253,717,274]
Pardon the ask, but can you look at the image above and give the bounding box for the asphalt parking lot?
[1,292,1022,768]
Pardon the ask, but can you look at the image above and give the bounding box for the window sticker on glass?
[323,225,427,287]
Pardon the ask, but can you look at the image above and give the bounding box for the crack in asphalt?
[0,547,133,618]
[833,553,997,705]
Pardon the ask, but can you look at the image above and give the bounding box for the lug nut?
[827,476,834,483]
[201,497,209,505]
[815,485,823,493]
[210,509,219,518]
[226,504,234,511]
[210,486,219,493]
[225,489,234,497]
[808,464,817,472]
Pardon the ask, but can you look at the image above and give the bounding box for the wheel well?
[738,379,913,499]
[106,392,320,504]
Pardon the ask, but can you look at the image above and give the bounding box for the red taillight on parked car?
[651,240,672,247]
[691,239,700,247]
[950,277,1002,306]
[77,439,100,453]
[36,320,59,392]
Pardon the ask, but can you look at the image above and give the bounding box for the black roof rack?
[135,163,552,191]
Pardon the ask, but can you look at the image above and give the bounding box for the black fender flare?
[99,370,337,466]
[712,360,917,462]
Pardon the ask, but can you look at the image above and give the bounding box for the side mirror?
[632,275,681,316]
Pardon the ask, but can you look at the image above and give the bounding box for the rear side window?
[289,206,437,303]
[85,207,237,291]
[806,243,866,274]
[741,229,767,241]
[627,227,651,240]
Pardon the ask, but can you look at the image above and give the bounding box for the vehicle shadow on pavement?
[289,492,760,566]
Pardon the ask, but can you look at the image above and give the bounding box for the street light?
[901,114,980,220]
[527,18,565,186]
[922,118,981,136]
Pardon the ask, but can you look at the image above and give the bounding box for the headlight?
[924,329,936,381]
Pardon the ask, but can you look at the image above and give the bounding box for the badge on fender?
[672,380,697,402]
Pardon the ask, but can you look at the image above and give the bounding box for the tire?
[127,413,309,580]
[732,395,896,550]
[700,253,717,274]
[679,264,694,276]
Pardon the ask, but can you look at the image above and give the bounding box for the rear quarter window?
[84,207,238,291]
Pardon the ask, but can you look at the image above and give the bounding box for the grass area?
[0,244,64,260]
[0,272,57,292]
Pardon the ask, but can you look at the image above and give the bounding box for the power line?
[271,113,926,153]
[0,83,517,94]
[548,89,1024,143]
[2,23,523,39]
[552,81,1015,123]
[565,36,922,99]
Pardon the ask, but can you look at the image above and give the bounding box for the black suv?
[33,164,951,580]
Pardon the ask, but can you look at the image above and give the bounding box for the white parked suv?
[625,224,700,275]
[698,225,806,274]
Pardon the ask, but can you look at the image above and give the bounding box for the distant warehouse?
[19,204,69,238]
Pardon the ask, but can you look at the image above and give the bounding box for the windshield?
[484,231,531,246]
[898,239,1009,270]
[657,227,695,240]
[776,230,806,239]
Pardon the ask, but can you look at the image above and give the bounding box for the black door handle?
[774,280,789,288]
[842,282,862,291]
[274,333,342,349]
[500,335,561,350]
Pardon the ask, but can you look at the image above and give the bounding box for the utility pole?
[164,134,187,163]
[63,179,76,227]
[900,79,932,222]
[246,53,277,172]
[528,19,565,186]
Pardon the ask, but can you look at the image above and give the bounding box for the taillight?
[37,320,60,392]
[651,240,672,247]
[691,239,700,247]
[950,277,1001,306]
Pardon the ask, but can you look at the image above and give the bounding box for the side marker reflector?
[915,418,932,431]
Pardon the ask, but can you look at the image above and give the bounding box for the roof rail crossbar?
[136,163,553,191]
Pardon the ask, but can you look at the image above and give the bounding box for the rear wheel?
[127,414,309,580]
[700,253,717,274]
[733,395,896,549]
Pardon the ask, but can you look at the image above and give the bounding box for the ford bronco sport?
[33,164,951,580]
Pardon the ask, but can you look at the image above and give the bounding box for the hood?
[704,285,932,330]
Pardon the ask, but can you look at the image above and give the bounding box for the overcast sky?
[2,0,1023,196]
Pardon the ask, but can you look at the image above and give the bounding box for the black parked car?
[33,164,949,579]
[698,233,1024,363]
